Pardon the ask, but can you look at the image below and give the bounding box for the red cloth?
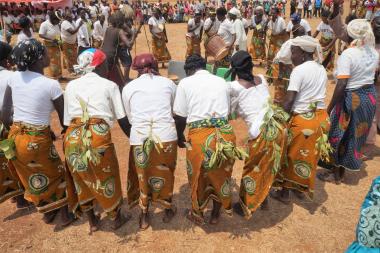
[132,53,159,75]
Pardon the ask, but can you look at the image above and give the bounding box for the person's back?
[122,74,177,145]
[102,26,120,65]
[8,70,61,125]
[174,70,230,123]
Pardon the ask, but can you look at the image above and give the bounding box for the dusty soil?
[1,2,380,252]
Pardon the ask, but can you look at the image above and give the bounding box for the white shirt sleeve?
[110,83,127,120]
[63,85,71,126]
[204,18,211,30]
[286,21,292,32]
[336,52,352,79]
[229,82,239,114]
[148,17,155,26]
[230,21,236,35]
[287,67,303,92]
[121,86,132,121]
[302,20,312,33]
[50,80,63,100]
[173,83,188,117]
[38,22,47,36]
[279,18,286,31]
[316,21,322,32]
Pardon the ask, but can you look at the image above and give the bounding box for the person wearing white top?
[228,51,288,219]
[1,39,75,225]
[148,8,171,67]
[286,14,312,36]
[173,55,244,226]
[273,35,329,204]
[76,9,92,55]
[64,48,131,232]
[216,7,236,68]
[122,53,178,230]
[318,19,379,183]
[100,3,110,21]
[228,7,247,54]
[92,15,107,48]
[203,9,220,61]
[39,12,62,79]
[249,7,268,64]
[17,16,34,44]
[186,12,204,57]
[88,1,98,21]
[61,12,83,73]
[267,8,287,62]
[0,42,30,209]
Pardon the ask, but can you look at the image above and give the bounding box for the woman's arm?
[281,91,297,114]
[52,95,66,130]
[1,86,13,129]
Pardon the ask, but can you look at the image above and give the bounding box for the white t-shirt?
[100,5,110,19]
[64,72,126,127]
[0,68,13,110]
[335,47,379,90]
[92,20,107,41]
[230,75,270,139]
[288,61,327,113]
[17,28,34,44]
[76,18,91,47]
[204,18,220,36]
[242,18,250,29]
[8,70,63,125]
[218,19,236,47]
[233,18,247,50]
[148,16,166,34]
[268,16,286,35]
[122,74,177,145]
[186,18,204,37]
[61,20,77,44]
[174,70,230,123]
[286,19,312,33]
[316,21,334,40]
[39,20,60,40]
[88,5,98,17]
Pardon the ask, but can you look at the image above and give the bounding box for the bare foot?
[232,202,244,217]
[14,195,32,209]
[42,209,59,224]
[86,210,101,234]
[270,189,291,205]
[139,211,150,230]
[60,205,76,228]
[209,201,221,225]
[185,209,205,226]
[113,209,131,230]
[162,206,177,223]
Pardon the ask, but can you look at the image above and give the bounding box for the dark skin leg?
[86,209,101,234]
[139,208,150,230]
[113,208,131,230]
[162,205,177,223]
[42,209,59,224]
[60,205,76,227]
[209,200,222,225]
[14,195,32,209]
[260,197,269,210]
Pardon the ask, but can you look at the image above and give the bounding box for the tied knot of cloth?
[347,19,376,48]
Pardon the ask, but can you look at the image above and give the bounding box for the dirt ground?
[1,1,380,252]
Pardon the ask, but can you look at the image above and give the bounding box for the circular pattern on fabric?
[242,176,256,196]
[91,123,110,136]
[28,173,49,194]
[49,145,59,159]
[264,125,279,142]
[68,152,87,172]
[357,206,380,247]
[186,159,193,177]
[148,177,165,192]
[300,111,315,120]
[294,160,312,179]
[202,148,214,170]
[221,179,231,197]
[103,177,115,198]
[351,93,361,111]
[134,146,149,169]
[355,122,369,138]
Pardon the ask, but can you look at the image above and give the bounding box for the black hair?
[19,16,31,29]
[0,42,12,62]
[321,9,330,18]
[345,13,357,25]
[184,54,206,73]
[216,7,227,16]
[228,51,254,82]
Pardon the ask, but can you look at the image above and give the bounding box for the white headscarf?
[290,35,323,64]
[229,7,241,17]
[347,19,375,48]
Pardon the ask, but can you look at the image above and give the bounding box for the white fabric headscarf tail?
[347,19,375,48]
[290,35,323,64]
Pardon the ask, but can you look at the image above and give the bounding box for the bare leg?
[60,205,76,227]
[139,209,150,230]
[112,208,131,230]
[209,200,222,225]
[86,209,100,234]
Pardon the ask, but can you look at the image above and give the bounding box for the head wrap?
[226,51,253,81]
[11,39,45,71]
[290,13,301,23]
[228,7,240,17]
[347,19,375,47]
[255,6,264,12]
[74,48,107,75]
[132,53,159,76]
[0,42,12,62]
[209,8,216,15]
[290,35,323,63]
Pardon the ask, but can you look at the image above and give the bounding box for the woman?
[17,16,34,44]
[39,11,62,79]
[122,54,178,230]
[318,19,379,183]
[249,6,268,65]
[64,48,131,233]
[228,51,289,219]
[0,42,29,208]
[0,39,74,226]
[313,9,337,71]
[148,7,171,68]
[61,10,83,74]
[272,36,331,203]
[267,7,288,63]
